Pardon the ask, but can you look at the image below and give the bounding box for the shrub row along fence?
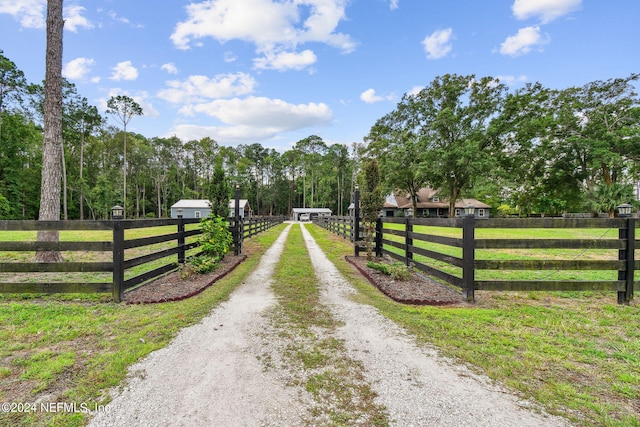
[0,216,284,302]
[316,216,637,304]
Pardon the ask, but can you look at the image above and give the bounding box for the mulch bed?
[346,256,467,306]
[123,252,464,306]
[124,254,246,304]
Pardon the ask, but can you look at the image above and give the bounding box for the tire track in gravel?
[89,224,315,427]
[299,224,573,427]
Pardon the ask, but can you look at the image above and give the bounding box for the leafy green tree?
[106,95,143,216]
[359,159,383,260]
[0,50,28,139]
[294,135,328,208]
[366,74,507,216]
[546,74,640,214]
[365,123,428,214]
[209,165,231,218]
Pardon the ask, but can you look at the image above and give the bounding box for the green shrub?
[198,215,233,261]
[366,261,412,281]
[183,215,234,276]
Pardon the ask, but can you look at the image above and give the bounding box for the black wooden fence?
[0,216,283,302]
[317,215,637,304]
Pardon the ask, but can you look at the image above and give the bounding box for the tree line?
[1,48,638,220]
[0,50,357,219]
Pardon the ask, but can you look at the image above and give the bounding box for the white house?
[170,199,211,219]
[228,199,252,219]
[171,199,252,219]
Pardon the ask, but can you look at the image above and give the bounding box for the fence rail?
[0,215,284,302]
[318,215,638,304]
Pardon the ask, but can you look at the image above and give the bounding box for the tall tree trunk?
[36,0,64,263]
[79,128,85,219]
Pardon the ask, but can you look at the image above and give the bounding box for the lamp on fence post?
[616,203,633,218]
[464,204,476,218]
[616,203,635,304]
[111,205,124,220]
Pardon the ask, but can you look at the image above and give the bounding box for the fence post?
[353,186,361,256]
[177,211,185,265]
[405,217,413,266]
[112,217,125,303]
[234,184,242,256]
[462,215,476,302]
[375,217,383,257]
[618,218,635,304]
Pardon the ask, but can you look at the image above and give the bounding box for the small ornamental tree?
[209,165,231,218]
[359,159,383,260]
[188,215,233,274]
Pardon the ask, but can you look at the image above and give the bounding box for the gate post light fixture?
[111,205,124,220]
[464,204,476,217]
[617,203,633,218]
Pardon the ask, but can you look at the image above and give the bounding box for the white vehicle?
[299,213,310,222]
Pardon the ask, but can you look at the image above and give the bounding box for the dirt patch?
[346,256,467,305]
[124,254,246,304]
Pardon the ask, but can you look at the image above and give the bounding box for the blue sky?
[1,0,638,152]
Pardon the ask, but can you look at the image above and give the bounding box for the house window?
[433,196,439,202]
[455,209,461,217]
[478,209,486,217]
[195,211,201,218]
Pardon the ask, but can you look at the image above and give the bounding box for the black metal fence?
[0,216,284,302]
[317,215,637,304]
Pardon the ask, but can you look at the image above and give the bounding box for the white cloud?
[110,61,139,81]
[496,74,528,86]
[406,86,424,97]
[360,88,393,104]
[0,0,46,28]
[422,28,453,59]
[388,0,399,10]
[62,57,95,80]
[64,5,93,32]
[499,26,550,56]
[188,96,332,129]
[0,1,94,31]
[512,0,582,24]
[161,63,179,74]
[254,49,317,71]
[224,52,238,63]
[167,97,333,144]
[157,72,257,104]
[170,0,355,56]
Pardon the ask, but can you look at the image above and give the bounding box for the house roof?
[385,187,491,209]
[228,199,251,209]
[171,199,211,209]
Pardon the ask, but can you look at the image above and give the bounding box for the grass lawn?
[0,223,287,427]
[307,223,640,427]
[0,224,204,295]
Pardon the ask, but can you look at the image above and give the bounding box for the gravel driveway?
[89,223,571,427]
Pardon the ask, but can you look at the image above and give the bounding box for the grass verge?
[307,223,640,427]
[268,225,388,426]
[0,223,287,427]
